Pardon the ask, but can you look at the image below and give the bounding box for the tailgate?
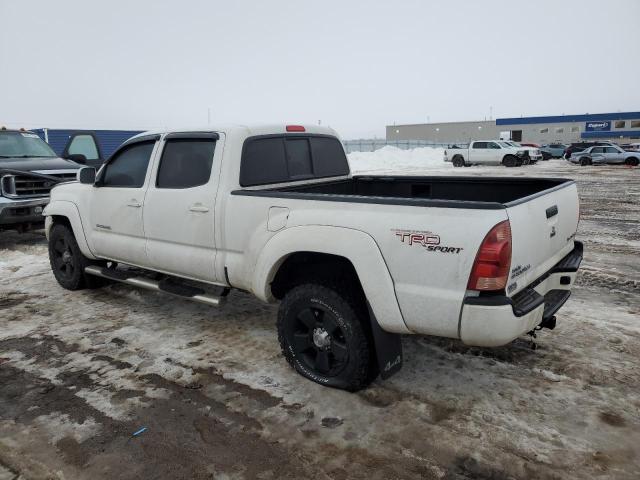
[505,181,579,296]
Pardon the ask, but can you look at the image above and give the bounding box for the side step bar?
[84,266,226,307]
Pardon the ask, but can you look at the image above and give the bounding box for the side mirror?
[66,153,87,165]
[77,166,96,185]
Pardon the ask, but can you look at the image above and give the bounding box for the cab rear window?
[240,135,349,187]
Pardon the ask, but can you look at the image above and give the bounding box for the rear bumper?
[0,196,48,228]
[459,241,583,347]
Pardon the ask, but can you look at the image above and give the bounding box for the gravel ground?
[0,159,639,479]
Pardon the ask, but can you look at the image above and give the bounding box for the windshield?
[0,131,57,158]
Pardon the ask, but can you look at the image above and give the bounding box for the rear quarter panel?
[223,193,507,339]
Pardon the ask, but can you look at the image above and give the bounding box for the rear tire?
[277,283,373,391]
[452,156,465,167]
[48,223,104,290]
[625,157,639,166]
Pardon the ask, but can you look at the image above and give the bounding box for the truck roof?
[127,124,340,141]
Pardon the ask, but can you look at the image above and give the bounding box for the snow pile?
[347,145,449,173]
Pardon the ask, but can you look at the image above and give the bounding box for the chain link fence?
[343,139,466,153]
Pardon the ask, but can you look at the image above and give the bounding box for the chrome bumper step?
[84,265,226,307]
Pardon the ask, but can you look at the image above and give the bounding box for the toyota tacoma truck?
[444,140,529,167]
[1,128,80,231]
[43,124,583,391]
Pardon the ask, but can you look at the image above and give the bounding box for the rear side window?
[240,135,349,186]
[157,139,216,188]
[472,142,487,149]
[101,141,154,188]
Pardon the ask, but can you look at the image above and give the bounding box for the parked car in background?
[444,140,527,167]
[507,142,542,163]
[564,141,615,159]
[0,128,81,231]
[540,143,568,160]
[569,145,640,166]
[32,129,142,168]
[621,143,640,152]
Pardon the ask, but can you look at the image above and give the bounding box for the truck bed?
[234,176,574,209]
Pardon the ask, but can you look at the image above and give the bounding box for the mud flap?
[367,302,403,379]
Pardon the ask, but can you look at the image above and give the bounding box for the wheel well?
[50,215,72,230]
[270,252,363,300]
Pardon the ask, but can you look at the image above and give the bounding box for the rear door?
[143,132,222,282]
[504,182,580,296]
[89,136,158,265]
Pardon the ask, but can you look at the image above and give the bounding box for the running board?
[84,266,226,307]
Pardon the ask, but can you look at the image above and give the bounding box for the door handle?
[189,204,209,213]
[127,200,142,208]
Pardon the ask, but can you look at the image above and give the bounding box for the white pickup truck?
[43,124,583,391]
[444,140,529,167]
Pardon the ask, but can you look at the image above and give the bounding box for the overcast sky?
[1,0,639,139]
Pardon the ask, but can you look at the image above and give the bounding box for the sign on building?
[585,121,611,131]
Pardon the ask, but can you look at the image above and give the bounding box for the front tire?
[625,157,639,166]
[579,157,591,166]
[48,223,102,290]
[502,155,517,167]
[277,283,373,391]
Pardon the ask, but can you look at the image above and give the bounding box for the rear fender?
[253,225,410,334]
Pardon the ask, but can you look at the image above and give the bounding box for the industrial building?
[386,112,640,145]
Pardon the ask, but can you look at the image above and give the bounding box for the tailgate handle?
[546,205,558,219]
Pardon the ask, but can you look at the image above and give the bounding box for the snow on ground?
[0,155,639,479]
[348,145,448,173]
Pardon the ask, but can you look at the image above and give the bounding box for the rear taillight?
[467,220,512,291]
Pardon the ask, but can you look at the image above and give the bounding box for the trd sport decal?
[393,229,463,254]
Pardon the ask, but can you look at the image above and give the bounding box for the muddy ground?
[1,160,639,479]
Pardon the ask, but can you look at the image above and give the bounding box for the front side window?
[67,134,100,160]
[157,139,216,189]
[0,131,57,158]
[591,147,603,154]
[101,141,154,188]
[488,142,501,149]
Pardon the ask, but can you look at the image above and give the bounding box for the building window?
[571,126,579,133]
[615,121,626,129]
[540,128,548,134]
[556,127,564,134]
[631,121,640,128]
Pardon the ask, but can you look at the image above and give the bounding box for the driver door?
[88,136,159,266]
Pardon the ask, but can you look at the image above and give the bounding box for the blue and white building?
[387,111,640,144]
